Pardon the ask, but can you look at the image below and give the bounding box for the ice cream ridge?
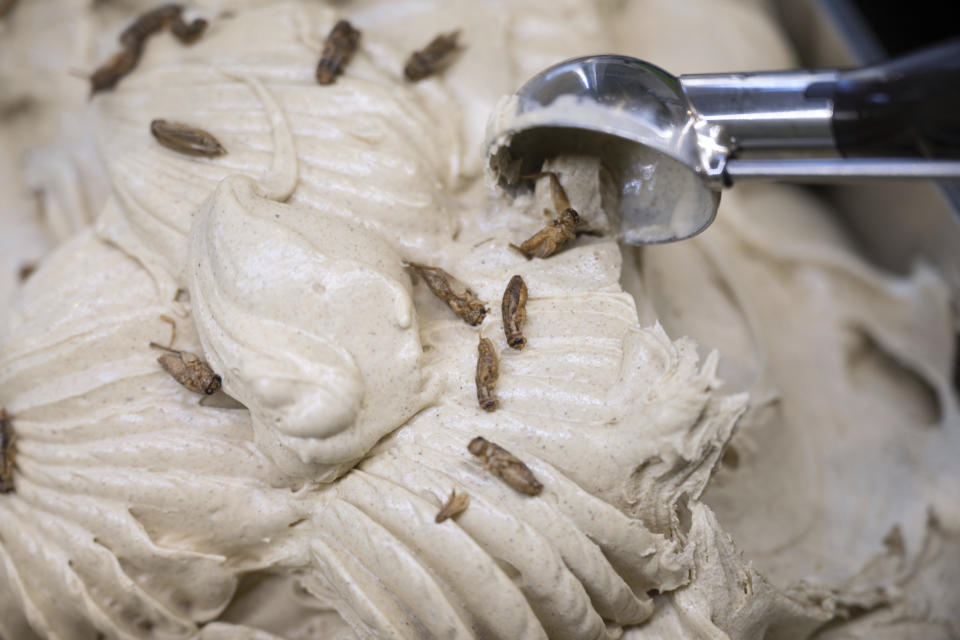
[1,1,958,639]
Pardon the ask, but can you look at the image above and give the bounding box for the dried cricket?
[522,171,571,215]
[119,3,206,48]
[476,335,499,412]
[467,436,543,496]
[501,275,528,350]
[90,4,208,94]
[150,119,226,157]
[150,342,222,394]
[435,489,470,523]
[510,208,581,260]
[1,408,15,494]
[404,262,487,326]
[1,0,18,18]
[404,30,460,81]
[18,263,36,282]
[90,47,140,95]
[316,19,361,85]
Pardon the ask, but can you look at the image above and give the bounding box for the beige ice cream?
[0,1,957,639]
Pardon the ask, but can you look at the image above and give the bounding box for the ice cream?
[0,1,957,639]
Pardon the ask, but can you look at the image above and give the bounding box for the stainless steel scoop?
[487,38,960,244]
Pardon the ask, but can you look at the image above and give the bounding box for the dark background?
[852,0,960,55]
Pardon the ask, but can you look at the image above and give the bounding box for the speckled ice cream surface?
[0,1,958,639]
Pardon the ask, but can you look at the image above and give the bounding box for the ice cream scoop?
[487,38,960,244]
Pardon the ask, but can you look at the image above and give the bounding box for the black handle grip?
[809,37,960,159]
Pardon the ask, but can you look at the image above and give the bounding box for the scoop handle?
[816,37,960,159]
[724,158,960,182]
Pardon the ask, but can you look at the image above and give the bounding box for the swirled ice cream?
[1,1,958,639]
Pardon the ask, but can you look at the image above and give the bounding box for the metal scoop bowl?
[486,40,960,244]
